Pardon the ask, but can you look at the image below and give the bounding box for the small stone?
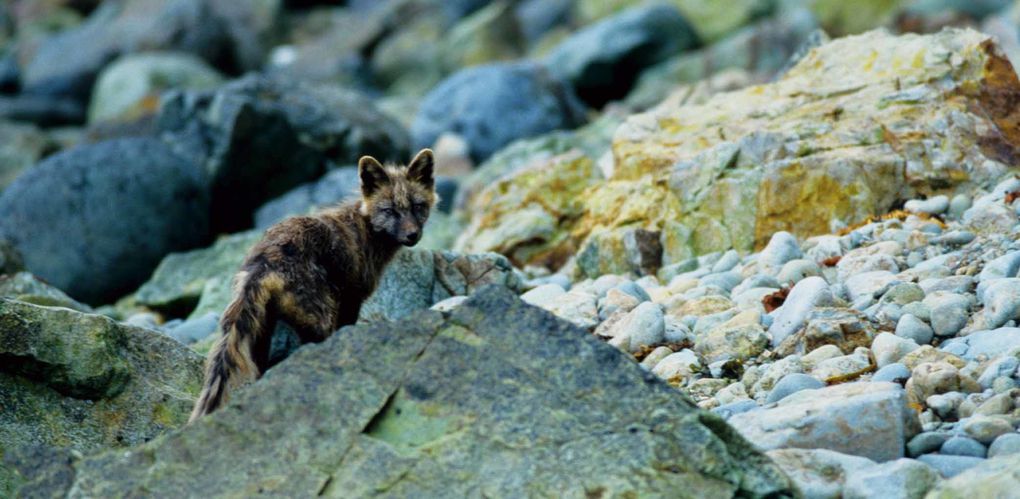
[923,292,971,337]
[695,311,768,364]
[711,399,759,419]
[873,332,920,368]
[948,194,971,219]
[907,362,964,405]
[843,457,940,499]
[520,283,566,305]
[672,295,734,317]
[776,259,821,285]
[908,431,952,457]
[614,280,651,302]
[758,231,802,274]
[961,416,1014,444]
[810,351,872,383]
[896,313,935,345]
[980,278,1020,329]
[699,271,742,292]
[167,312,219,344]
[767,276,834,347]
[931,230,976,246]
[597,288,640,320]
[926,392,965,419]
[765,373,824,404]
[902,302,931,322]
[845,270,897,301]
[975,392,1013,416]
[882,283,925,305]
[541,290,598,329]
[916,454,984,478]
[978,251,1020,282]
[767,448,875,499]
[873,363,912,384]
[905,195,949,215]
[639,345,673,370]
[651,349,700,381]
[430,295,468,312]
[988,433,1020,457]
[977,356,1019,389]
[710,249,740,273]
[609,301,665,352]
[663,315,691,343]
[940,436,987,458]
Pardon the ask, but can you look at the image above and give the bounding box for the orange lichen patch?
[837,209,946,236]
[1005,190,1020,205]
[762,287,791,313]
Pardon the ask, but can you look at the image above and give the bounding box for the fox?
[189,148,436,422]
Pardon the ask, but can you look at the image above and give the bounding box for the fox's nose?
[406,230,420,242]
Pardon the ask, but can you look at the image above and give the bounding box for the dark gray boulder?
[159,74,410,232]
[253,167,361,229]
[0,137,209,304]
[544,3,699,107]
[411,62,586,163]
[13,286,794,497]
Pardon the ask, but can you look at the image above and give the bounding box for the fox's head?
[358,148,436,247]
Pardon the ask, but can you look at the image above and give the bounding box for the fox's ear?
[406,149,434,188]
[359,156,390,197]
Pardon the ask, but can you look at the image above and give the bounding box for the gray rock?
[905,195,949,215]
[908,431,953,457]
[712,399,760,419]
[924,453,1020,497]
[651,349,701,381]
[611,301,665,352]
[167,311,219,344]
[988,433,1020,457]
[941,436,988,458]
[776,259,821,285]
[254,168,360,229]
[711,249,741,273]
[948,194,972,219]
[874,363,912,384]
[700,271,743,292]
[924,293,971,337]
[843,458,940,499]
[359,249,523,323]
[0,138,209,304]
[940,327,1020,361]
[873,332,921,368]
[429,295,468,312]
[767,276,833,347]
[845,270,897,301]
[980,278,1020,328]
[13,287,795,497]
[520,283,566,306]
[614,280,650,302]
[927,392,965,419]
[539,290,599,330]
[159,74,409,233]
[730,382,920,461]
[896,313,935,345]
[758,231,802,274]
[0,299,203,492]
[961,416,1014,444]
[765,373,824,404]
[412,62,585,163]
[978,251,1020,282]
[0,272,90,313]
[916,454,985,478]
[766,448,875,499]
[544,4,697,107]
[978,356,1019,389]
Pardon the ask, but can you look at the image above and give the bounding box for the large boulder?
[12,287,794,497]
[0,299,203,496]
[729,382,920,461]
[411,62,586,163]
[0,137,210,304]
[158,74,410,232]
[545,3,698,107]
[457,29,1020,276]
[253,167,360,229]
[21,0,280,102]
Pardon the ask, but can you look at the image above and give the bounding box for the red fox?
[189,149,436,421]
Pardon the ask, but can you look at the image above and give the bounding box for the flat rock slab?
[17,287,794,497]
[730,381,921,462]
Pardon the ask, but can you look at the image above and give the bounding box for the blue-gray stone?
[941,436,988,458]
[916,454,985,478]
[712,399,760,419]
[766,373,825,404]
[988,433,1020,457]
[908,431,953,457]
[873,363,911,384]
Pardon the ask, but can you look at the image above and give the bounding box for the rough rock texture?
[0,138,210,304]
[158,74,410,232]
[0,272,91,312]
[134,230,261,317]
[359,249,524,323]
[458,28,1020,275]
[12,287,793,498]
[729,381,920,461]
[0,299,203,495]
[925,453,1020,498]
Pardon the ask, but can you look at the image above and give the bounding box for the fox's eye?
[381,207,396,215]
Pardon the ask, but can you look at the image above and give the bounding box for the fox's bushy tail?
[189,270,278,422]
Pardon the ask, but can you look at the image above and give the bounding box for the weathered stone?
[359,249,523,323]
[12,287,794,497]
[730,381,920,461]
[843,458,940,499]
[135,231,261,317]
[0,299,202,495]
[0,272,90,312]
[766,448,875,499]
[775,307,875,357]
[925,454,1020,496]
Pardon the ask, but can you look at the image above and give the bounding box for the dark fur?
[189,149,436,422]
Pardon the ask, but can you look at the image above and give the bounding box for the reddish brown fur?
[190,149,436,422]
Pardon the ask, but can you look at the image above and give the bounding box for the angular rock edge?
[14,286,794,498]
